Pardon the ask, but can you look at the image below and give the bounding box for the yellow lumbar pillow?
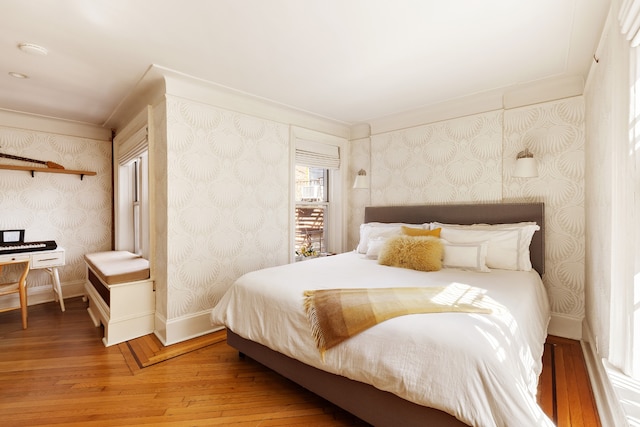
[378,235,443,272]
[402,226,441,238]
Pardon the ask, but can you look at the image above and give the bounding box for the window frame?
[290,127,347,262]
[295,166,328,256]
[114,108,151,260]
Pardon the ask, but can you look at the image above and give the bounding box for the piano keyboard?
[0,240,57,254]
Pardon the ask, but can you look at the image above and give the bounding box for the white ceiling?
[0,0,610,129]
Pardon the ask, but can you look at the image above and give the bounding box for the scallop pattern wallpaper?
[350,97,585,319]
[504,97,585,318]
[370,111,504,205]
[348,136,371,247]
[0,126,112,292]
[164,96,290,319]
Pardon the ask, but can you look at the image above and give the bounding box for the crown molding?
[368,75,585,135]
[0,108,111,141]
[106,64,350,139]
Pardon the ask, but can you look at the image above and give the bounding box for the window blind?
[295,139,340,169]
[118,126,148,165]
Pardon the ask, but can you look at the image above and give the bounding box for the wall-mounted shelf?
[0,164,97,180]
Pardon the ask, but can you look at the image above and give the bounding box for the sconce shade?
[353,169,369,189]
[513,148,538,178]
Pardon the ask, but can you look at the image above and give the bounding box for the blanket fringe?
[303,290,327,360]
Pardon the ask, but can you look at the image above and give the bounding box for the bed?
[210,203,553,427]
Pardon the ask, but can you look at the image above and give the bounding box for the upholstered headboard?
[364,203,545,275]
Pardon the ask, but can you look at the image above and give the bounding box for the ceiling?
[0,0,610,129]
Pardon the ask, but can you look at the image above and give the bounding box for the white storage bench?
[84,251,154,346]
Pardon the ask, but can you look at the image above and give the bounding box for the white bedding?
[210,252,553,427]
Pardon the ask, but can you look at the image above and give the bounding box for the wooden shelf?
[0,164,96,180]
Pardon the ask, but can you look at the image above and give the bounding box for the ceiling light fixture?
[18,42,48,56]
[8,72,29,79]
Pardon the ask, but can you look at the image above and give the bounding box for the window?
[114,116,150,259]
[295,166,328,256]
[130,154,148,255]
[292,128,346,260]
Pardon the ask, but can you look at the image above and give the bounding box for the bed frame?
[227,202,545,427]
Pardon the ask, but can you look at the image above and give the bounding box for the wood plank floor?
[0,297,600,426]
[121,330,227,369]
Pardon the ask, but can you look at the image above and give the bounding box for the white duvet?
[210,252,553,427]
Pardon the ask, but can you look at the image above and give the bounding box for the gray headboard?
[364,203,545,275]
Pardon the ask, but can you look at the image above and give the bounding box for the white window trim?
[290,126,348,262]
[114,107,151,259]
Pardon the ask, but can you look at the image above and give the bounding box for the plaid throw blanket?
[303,285,495,356]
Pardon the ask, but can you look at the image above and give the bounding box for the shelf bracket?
[30,170,35,178]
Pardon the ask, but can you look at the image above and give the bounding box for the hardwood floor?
[0,297,600,426]
[540,336,601,426]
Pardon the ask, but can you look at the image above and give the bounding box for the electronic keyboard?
[0,240,57,254]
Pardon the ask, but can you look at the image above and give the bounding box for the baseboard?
[153,309,223,346]
[0,279,85,310]
[59,279,86,299]
[581,322,629,427]
[548,312,583,339]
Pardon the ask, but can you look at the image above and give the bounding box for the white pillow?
[356,222,424,254]
[442,240,490,272]
[432,222,539,271]
[439,228,520,270]
[365,236,388,259]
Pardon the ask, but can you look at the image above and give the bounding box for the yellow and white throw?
[304,285,495,356]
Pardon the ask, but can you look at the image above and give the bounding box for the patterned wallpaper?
[504,98,585,318]
[349,97,585,320]
[163,96,290,319]
[151,100,169,320]
[0,94,585,337]
[371,111,503,205]
[0,126,112,292]
[348,137,371,247]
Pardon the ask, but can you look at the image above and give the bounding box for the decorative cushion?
[365,237,387,259]
[84,251,150,285]
[356,222,424,254]
[432,222,539,271]
[442,240,490,272]
[378,235,443,272]
[402,226,441,237]
[438,228,519,270]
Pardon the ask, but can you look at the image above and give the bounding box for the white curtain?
[614,0,640,378]
[620,0,640,46]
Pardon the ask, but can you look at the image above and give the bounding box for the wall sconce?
[352,169,369,189]
[513,148,538,178]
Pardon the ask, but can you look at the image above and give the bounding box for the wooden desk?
[0,248,66,311]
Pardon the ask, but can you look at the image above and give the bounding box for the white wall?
[581,2,639,424]
[164,95,291,314]
[0,110,112,304]
[348,97,585,338]
[135,70,350,345]
[584,6,619,364]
